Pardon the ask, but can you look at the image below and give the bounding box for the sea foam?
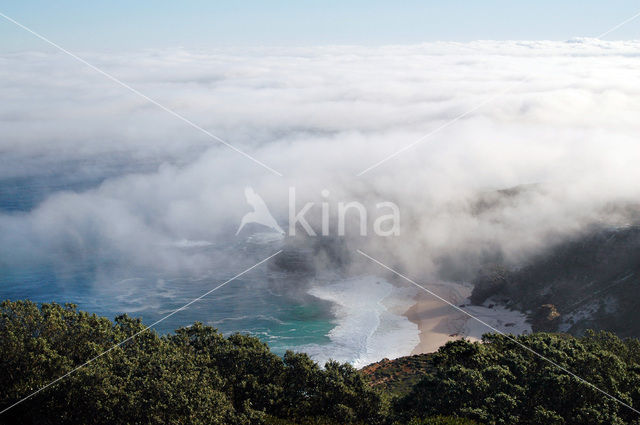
[300,276,419,368]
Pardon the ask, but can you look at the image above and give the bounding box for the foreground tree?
[0,300,386,425]
[5,300,640,424]
[394,332,640,425]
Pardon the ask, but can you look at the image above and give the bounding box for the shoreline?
[404,282,531,355]
[303,276,421,368]
[404,283,470,354]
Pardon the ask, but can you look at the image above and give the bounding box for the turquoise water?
[0,259,335,356]
[0,166,421,364]
[0,165,334,355]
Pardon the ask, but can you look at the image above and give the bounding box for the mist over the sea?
[2,40,640,360]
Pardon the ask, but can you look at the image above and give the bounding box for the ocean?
[0,174,420,365]
[0,245,420,365]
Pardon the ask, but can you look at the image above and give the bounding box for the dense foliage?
[404,417,478,425]
[0,300,386,425]
[3,300,640,424]
[395,332,640,425]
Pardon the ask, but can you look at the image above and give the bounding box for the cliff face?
[470,225,640,336]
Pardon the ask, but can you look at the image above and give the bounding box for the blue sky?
[0,1,639,51]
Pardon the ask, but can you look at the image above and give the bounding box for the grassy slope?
[360,353,435,396]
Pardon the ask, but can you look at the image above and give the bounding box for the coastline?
[303,276,420,368]
[404,282,531,355]
[404,283,469,354]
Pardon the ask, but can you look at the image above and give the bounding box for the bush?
[4,300,640,425]
[394,332,640,425]
[0,300,386,425]
[406,416,479,425]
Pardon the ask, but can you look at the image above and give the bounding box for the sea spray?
[300,276,419,368]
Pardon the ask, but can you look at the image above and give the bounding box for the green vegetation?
[395,333,640,425]
[0,300,386,425]
[404,417,478,425]
[2,300,640,424]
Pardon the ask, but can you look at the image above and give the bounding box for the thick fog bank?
[2,40,640,285]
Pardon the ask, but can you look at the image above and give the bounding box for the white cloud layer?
[2,39,640,282]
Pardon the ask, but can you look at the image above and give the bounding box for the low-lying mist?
[2,39,640,288]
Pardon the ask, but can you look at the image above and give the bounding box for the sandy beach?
[405,282,531,355]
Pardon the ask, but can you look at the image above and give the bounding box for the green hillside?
[2,300,640,424]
